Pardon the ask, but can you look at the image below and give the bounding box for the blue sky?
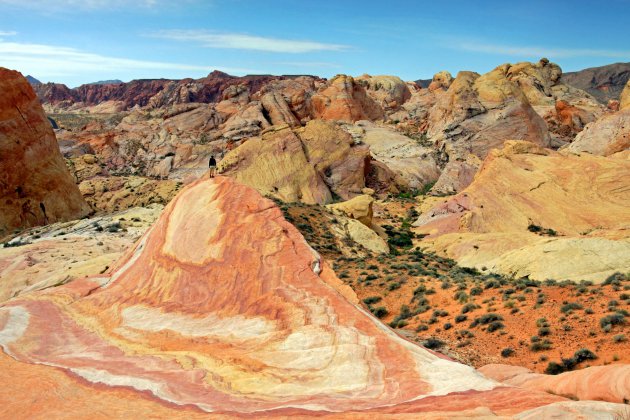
[1,0,629,86]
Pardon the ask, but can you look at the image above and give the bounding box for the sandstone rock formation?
[565,108,630,156]
[2,176,617,418]
[311,75,384,122]
[219,121,371,204]
[347,121,440,190]
[566,81,630,156]
[480,364,630,404]
[356,74,412,111]
[414,141,630,282]
[326,194,376,227]
[428,71,453,91]
[621,78,630,110]
[325,194,389,255]
[0,68,90,238]
[0,204,162,302]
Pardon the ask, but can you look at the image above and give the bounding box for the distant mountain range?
[561,62,630,104]
[85,79,124,85]
[26,75,41,85]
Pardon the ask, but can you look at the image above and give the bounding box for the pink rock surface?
[480,364,630,404]
[0,177,573,417]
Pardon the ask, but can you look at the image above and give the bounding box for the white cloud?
[149,30,349,53]
[0,39,258,84]
[454,41,630,59]
[0,30,17,36]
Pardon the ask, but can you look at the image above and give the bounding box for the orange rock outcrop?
[0,68,90,237]
[0,176,589,417]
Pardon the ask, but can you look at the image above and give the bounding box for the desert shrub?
[487,321,505,332]
[600,313,626,330]
[371,306,388,318]
[538,327,551,336]
[455,314,468,323]
[573,348,597,363]
[561,302,583,313]
[433,309,449,317]
[362,296,382,305]
[443,322,452,330]
[532,317,546,328]
[544,361,565,375]
[453,291,469,303]
[389,320,408,328]
[613,334,627,343]
[471,313,503,328]
[501,348,515,358]
[388,282,401,291]
[422,338,445,349]
[461,303,479,314]
[530,338,553,351]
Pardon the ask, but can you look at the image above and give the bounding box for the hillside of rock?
[562,62,630,103]
[2,176,616,418]
[0,68,91,238]
[413,141,630,281]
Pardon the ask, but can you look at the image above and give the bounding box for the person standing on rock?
[208,155,217,178]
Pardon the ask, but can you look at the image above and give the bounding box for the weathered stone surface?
[566,108,630,156]
[260,91,301,127]
[348,121,440,189]
[218,126,332,203]
[0,205,162,302]
[0,68,90,237]
[428,71,453,91]
[356,74,412,111]
[621,78,630,110]
[311,75,384,122]
[414,141,630,282]
[78,176,181,213]
[0,176,596,417]
[326,194,375,226]
[480,364,630,404]
[219,121,370,204]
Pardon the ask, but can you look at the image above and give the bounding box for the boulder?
[326,194,375,227]
[0,68,90,237]
[311,75,384,122]
[566,108,630,156]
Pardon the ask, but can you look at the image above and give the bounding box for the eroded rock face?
[219,121,371,204]
[311,75,384,122]
[0,68,90,237]
[414,141,630,282]
[0,176,584,417]
[356,74,412,111]
[566,108,630,156]
[480,364,630,404]
[621,78,630,110]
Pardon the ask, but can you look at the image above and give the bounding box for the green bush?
[362,296,382,305]
[573,348,597,363]
[371,306,388,318]
[501,348,515,358]
[422,338,445,350]
[487,321,505,332]
[560,302,583,313]
[600,313,626,330]
[455,314,468,323]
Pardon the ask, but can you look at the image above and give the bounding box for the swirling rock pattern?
[0,177,582,417]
